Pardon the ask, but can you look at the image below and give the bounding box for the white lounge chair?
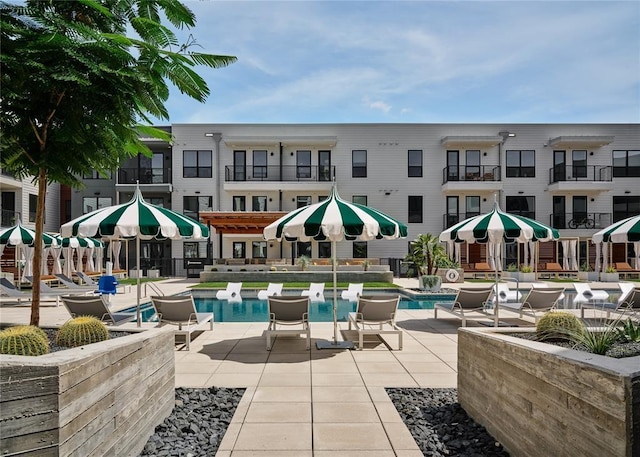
[498,287,565,324]
[151,295,214,350]
[341,283,363,302]
[434,288,494,327]
[257,283,283,301]
[215,282,242,302]
[348,295,402,350]
[61,295,136,325]
[301,282,325,302]
[266,296,310,350]
[580,283,638,319]
[491,283,522,304]
[572,283,609,305]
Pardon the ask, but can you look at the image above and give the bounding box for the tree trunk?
[29,168,47,326]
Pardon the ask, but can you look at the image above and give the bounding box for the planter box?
[458,328,639,457]
[578,271,599,281]
[147,269,160,278]
[0,328,175,457]
[600,272,620,282]
[503,271,535,282]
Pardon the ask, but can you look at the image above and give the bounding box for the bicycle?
[568,217,595,229]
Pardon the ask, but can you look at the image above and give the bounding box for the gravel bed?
[510,332,640,358]
[386,387,509,456]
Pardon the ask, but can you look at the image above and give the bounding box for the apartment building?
[57,123,640,276]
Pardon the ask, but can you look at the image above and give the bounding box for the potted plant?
[405,233,447,291]
[518,264,535,282]
[296,255,311,271]
[147,265,160,278]
[600,265,619,282]
[578,262,598,281]
[502,263,518,279]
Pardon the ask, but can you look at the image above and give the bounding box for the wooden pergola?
[199,212,287,235]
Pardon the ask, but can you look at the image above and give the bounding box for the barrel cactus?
[0,325,50,356]
[536,311,584,342]
[56,316,109,348]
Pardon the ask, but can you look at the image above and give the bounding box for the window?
[573,196,588,222]
[447,150,459,181]
[613,196,640,222]
[446,196,459,228]
[408,150,423,177]
[233,242,245,259]
[184,242,206,259]
[613,150,640,177]
[252,241,267,258]
[184,196,212,221]
[183,150,212,178]
[83,197,112,214]
[466,196,480,217]
[318,195,328,202]
[506,150,535,177]
[465,150,480,180]
[297,196,311,208]
[252,196,267,211]
[253,150,267,179]
[353,242,368,258]
[408,196,423,223]
[233,151,246,181]
[572,150,587,178]
[139,153,165,184]
[319,150,331,181]
[148,197,165,207]
[318,242,331,258]
[352,195,367,206]
[28,194,38,222]
[505,196,535,219]
[296,242,311,257]
[82,170,111,179]
[352,150,367,177]
[297,150,311,178]
[233,196,246,211]
[553,150,566,182]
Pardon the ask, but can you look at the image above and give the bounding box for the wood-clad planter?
[458,328,639,457]
[0,328,175,457]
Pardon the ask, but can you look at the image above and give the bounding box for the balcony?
[441,165,502,194]
[547,165,613,194]
[224,165,336,192]
[116,167,172,193]
[550,212,612,230]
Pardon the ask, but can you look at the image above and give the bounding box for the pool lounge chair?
[1,277,34,304]
[572,283,609,305]
[498,287,565,323]
[348,295,402,350]
[61,295,136,325]
[151,295,214,350]
[341,283,363,302]
[539,262,577,279]
[469,262,495,279]
[216,282,242,302]
[434,288,494,327]
[257,283,283,301]
[580,283,638,320]
[301,282,325,302]
[614,262,640,279]
[75,271,98,286]
[54,273,96,291]
[266,296,310,350]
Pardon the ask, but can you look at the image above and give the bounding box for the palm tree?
[405,233,447,277]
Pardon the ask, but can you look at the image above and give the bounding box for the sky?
[157,0,640,124]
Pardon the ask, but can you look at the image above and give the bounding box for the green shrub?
[536,312,584,342]
[269,266,277,271]
[0,325,50,356]
[617,319,640,342]
[56,316,109,348]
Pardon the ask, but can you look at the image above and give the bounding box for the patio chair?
[348,295,402,350]
[539,262,577,279]
[531,282,566,301]
[301,282,325,302]
[614,262,640,279]
[151,295,214,350]
[54,273,95,291]
[265,296,310,350]
[61,295,136,325]
[75,271,98,286]
[434,288,494,327]
[580,283,639,320]
[257,283,283,301]
[491,283,522,304]
[498,287,565,323]
[572,283,609,305]
[341,283,363,302]
[215,282,242,302]
[1,277,33,304]
[469,262,495,279]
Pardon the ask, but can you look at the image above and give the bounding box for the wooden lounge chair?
[580,284,639,320]
[61,295,136,325]
[470,262,495,279]
[348,295,402,350]
[151,295,214,350]
[301,282,325,302]
[539,262,577,279]
[498,287,565,323]
[341,283,364,302]
[266,296,310,350]
[434,288,494,326]
[614,262,640,279]
[257,283,283,301]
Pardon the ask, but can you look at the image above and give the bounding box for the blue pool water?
[131,292,455,323]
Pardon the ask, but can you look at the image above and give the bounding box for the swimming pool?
[133,292,456,323]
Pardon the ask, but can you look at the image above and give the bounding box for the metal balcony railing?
[548,165,612,184]
[550,212,612,230]
[117,167,171,185]
[224,165,336,182]
[442,165,501,184]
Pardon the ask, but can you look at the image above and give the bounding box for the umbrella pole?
[136,237,141,328]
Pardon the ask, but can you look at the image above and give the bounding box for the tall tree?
[0,0,236,325]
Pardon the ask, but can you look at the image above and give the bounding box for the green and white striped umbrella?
[592,214,640,243]
[0,220,59,247]
[264,184,407,349]
[60,236,104,249]
[60,187,209,326]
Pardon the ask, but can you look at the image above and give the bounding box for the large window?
[319,150,332,181]
[297,196,312,208]
[296,242,311,257]
[506,150,535,177]
[352,195,367,206]
[233,196,246,211]
[613,150,640,177]
[184,196,212,221]
[252,196,267,211]
[572,150,587,178]
[233,242,245,259]
[184,242,206,259]
[408,150,423,177]
[83,197,112,214]
[28,194,37,222]
[465,150,480,180]
[352,150,367,177]
[252,241,267,258]
[318,242,331,258]
[613,196,640,222]
[183,150,212,178]
[353,242,368,258]
[297,150,311,178]
[82,170,111,179]
[506,196,535,219]
[233,151,246,181]
[408,196,423,223]
[253,150,267,179]
[447,150,459,181]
